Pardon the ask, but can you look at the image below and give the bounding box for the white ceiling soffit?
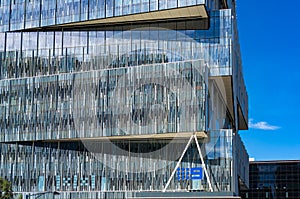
[59,5,208,27]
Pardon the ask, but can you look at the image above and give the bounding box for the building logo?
[176,167,203,180]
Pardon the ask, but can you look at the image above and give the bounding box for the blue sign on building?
[177,167,203,180]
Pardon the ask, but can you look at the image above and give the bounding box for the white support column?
[162,134,194,192]
[194,134,213,192]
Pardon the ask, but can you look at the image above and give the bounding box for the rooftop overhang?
[15,5,209,32]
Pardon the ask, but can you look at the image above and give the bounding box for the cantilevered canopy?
[46,132,207,142]
[17,5,209,31]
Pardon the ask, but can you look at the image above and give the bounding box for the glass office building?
[0,0,248,198]
[241,160,300,199]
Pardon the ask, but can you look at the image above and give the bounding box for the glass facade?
[0,0,249,198]
[0,59,208,142]
[1,130,235,193]
[0,0,206,31]
[241,161,300,199]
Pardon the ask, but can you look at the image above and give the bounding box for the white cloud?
[249,119,280,130]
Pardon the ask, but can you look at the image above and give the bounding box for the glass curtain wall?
[0,60,207,142]
[0,1,249,197]
[0,130,234,193]
[0,11,235,142]
[0,0,206,31]
[0,10,233,79]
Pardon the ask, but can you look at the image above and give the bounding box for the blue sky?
[237,0,300,160]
